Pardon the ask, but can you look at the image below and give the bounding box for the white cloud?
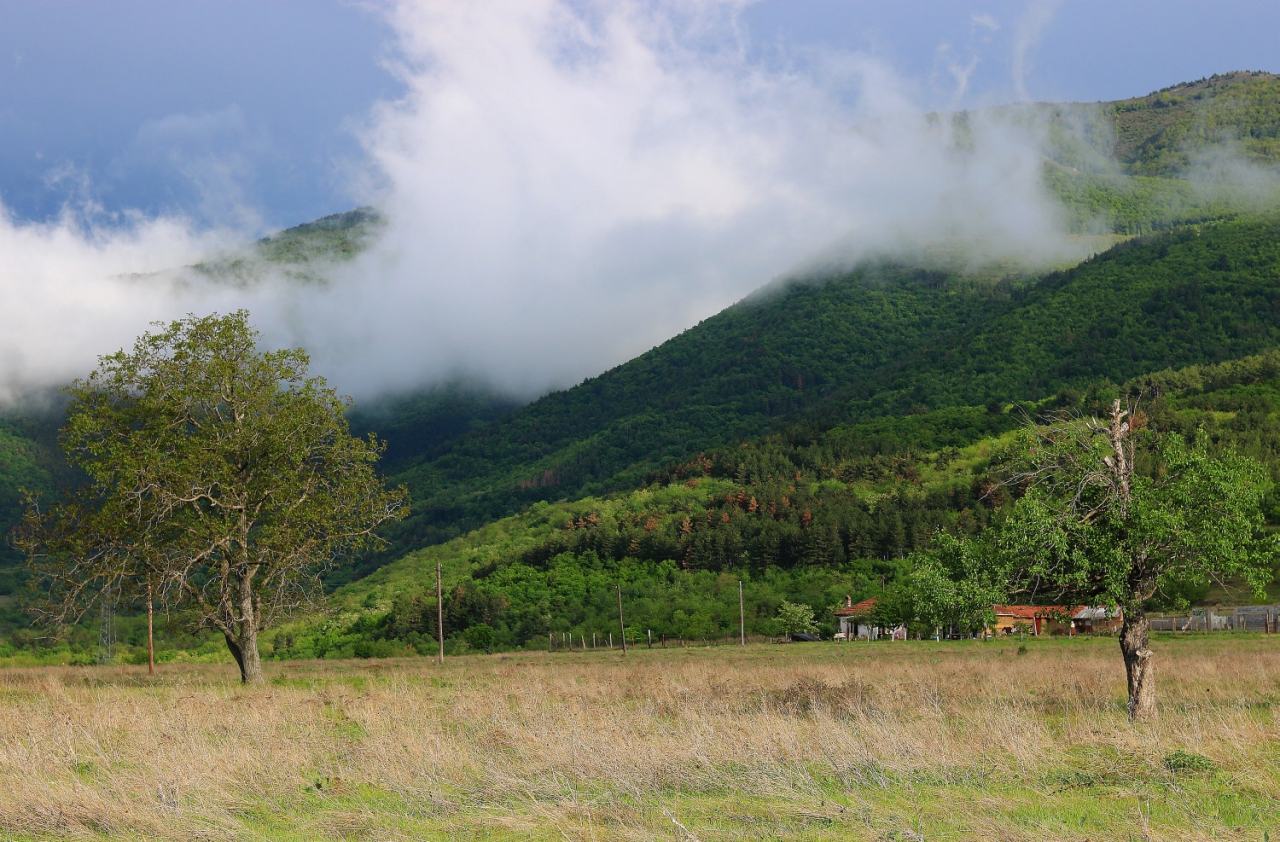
[1012,0,1059,101]
[0,0,1081,405]
[278,0,1078,399]
[972,13,1000,33]
[0,203,248,403]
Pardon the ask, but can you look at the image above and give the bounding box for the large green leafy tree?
[774,600,818,638]
[996,400,1275,719]
[908,533,1004,639]
[17,312,406,683]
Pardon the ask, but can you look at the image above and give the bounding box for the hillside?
[265,348,1280,659]
[369,69,1280,511]
[5,72,1280,618]
[1040,70,1280,177]
[1041,71,1280,234]
[1110,71,1280,176]
[366,214,1280,568]
[190,206,384,286]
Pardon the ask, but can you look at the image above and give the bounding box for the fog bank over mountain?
[284,0,1082,399]
[0,0,1091,404]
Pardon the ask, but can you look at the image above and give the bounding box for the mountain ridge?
[4,72,1280,602]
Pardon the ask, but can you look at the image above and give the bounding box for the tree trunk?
[224,630,264,684]
[146,582,155,676]
[1119,607,1155,720]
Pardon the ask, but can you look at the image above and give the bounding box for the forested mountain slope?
[1108,71,1280,176]
[1041,70,1280,177]
[273,348,1280,659]
[5,73,1280,596]
[371,214,1280,564]
[1042,71,1280,234]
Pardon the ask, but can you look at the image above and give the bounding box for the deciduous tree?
[909,532,1004,639]
[18,312,407,683]
[997,400,1275,719]
[775,600,818,638]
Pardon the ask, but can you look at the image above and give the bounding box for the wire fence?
[1148,605,1280,633]
[545,631,777,652]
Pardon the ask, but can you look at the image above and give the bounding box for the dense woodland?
[365,214,1280,567]
[5,73,1280,663]
[268,351,1280,659]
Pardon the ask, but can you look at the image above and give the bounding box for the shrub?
[464,624,496,654]
[1164,750,1215,773]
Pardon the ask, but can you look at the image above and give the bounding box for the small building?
[991,605,1070,636]
[990,605,1121,636]
[833,596,906,641]
[1070,605,1123,634]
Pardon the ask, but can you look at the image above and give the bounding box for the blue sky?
[0,1,1275,232]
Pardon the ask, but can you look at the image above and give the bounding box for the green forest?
[5,72,1280,665]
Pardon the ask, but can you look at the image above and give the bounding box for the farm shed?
[1070,606,1123,634]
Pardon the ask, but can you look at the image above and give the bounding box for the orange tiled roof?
[993,604,1066,619]
[835,598,878,617]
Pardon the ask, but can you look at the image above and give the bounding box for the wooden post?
[146,579,155,676]
[549,633,553,653]
[436,560,445,665]
[617,584,627,655]
[648,629,652,649]
[739,579,746,646]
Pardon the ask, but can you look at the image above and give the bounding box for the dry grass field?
[0,635,1277,840]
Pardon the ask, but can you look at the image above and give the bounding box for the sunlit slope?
[1042,72,1280,234]
[375,215,1280,560]
[843,215,1280,413]
[190,207,384,286]
[286,348,1280,660]
[377,264,1026,554]
[1109,71,1280,176]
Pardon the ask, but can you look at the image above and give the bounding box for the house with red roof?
[991,605,1122,636]
[833,596,906,641]
[991,605,1066,636]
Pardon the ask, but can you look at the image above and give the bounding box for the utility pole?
[739,580,746,646]
[436,560,445,665]
[617,584,627,655]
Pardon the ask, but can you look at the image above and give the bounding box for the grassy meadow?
[0,635,1277,840]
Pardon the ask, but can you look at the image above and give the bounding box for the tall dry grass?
[0,637,1277,840]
